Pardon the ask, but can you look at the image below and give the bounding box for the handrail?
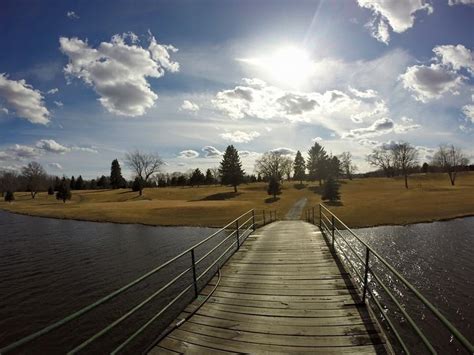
[305,203,474,354]
[0,208,278,354]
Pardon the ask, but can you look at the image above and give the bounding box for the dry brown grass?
[1,172,473,228]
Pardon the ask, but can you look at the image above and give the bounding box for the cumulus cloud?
[358,0,433,44]
[59,32,179,116]
[0,73,50,124]
[180,100,200,112]
[433,45,474,75]
[178,150,199,158]
[36,139,70,153]
[348,87,378,98]
[220,130,260,143]
[66,11,79,19]
[202,146,223,158]
[400,63,464,102]
[5,144,40,159]
[48,162,63,170]
[47,88,59,94]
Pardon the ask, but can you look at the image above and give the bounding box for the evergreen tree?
[132,177,143,192]
[322,176,340,202]
[75,175,84,190]
[70,176,75,190]
[97,175,109,188]
[110,159,125,189]
[177,175,187,186]
[4,191,14,203]
[219,145,245,193]
[56,178,72,203]
[54,176,61,191]
[190,168,205,187]
[293,150,306,184]
[307,142,328,186]
[327,156,342,179]
[205,169,214,185]
[48,186,54,195]
[267,177,281,199]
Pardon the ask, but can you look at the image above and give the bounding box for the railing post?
[362,247,370,303]
[319,205,322,229]
[331,215,335,249]
[263,210,266,225]
[191,249,198,298]
[312,207,315,224]
[235,220,240,250]
[252,210,256,231]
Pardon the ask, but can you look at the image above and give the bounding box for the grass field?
[1,172,473,228]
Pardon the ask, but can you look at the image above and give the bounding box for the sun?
[239,46,314,88]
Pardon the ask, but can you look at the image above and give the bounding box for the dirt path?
[284,197,307,220]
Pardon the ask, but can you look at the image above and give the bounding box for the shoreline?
[2,206,473,230]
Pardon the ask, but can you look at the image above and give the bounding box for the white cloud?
[0,73,50,124]
[54,101,63,107]
[0,107,8,114]
[71,146,99,154]
[462,104,474,123]
[202,146,223,158]
[48,162,63,170]
[36,139,70,154]
[220,130,260,143]
[6,144,40,159]
[59,32,179,116]
[448,0,474,5]
[400,63,464,102]
[433,45,474,75]
[180,100,200,112]
[66,11,79,19]
[178,150,199,158]
[358,0,433,43]
[344,117,395,138]
[348,86,378,98]
[271,147,297,156]
[47,88,59,94]
[312,137,323,142]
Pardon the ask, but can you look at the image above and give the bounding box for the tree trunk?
[404,174,408,189]
[31,191,36,199]
[319,178,322,186]
[234,185,237,193]
[139,188,143,196]
[449,172,455,186]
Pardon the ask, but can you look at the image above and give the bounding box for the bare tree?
[125,150,164,195]
[339,152,358,180]
[255,151,293,181]
[392,143,418,189]
[432,145,469,186]
[21,162,48,199]
[367,146,395,177]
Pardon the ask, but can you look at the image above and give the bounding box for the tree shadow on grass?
[308,185,323,195]
[199,192,241,201]
[265,197,280,203]
[293,183,307,190]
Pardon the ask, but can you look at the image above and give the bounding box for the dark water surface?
[353,218,474,353]
[1,211,473,353]
[0,211,221,353]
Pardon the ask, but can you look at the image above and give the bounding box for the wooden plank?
[157,337,236,354]
[151,221,387,354]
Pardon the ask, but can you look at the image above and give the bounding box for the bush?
[322,176,340,202]
[56,179,72,203]
[48,186,54,195]
[4,191,14,203]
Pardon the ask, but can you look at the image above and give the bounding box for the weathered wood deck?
[151,221,387,354]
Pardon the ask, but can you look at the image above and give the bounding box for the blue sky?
[0,0,473,178]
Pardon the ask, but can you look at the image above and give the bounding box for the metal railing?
[0,209,277,354]
[305,204,473,354]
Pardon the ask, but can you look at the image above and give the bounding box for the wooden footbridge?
[1,206,473,354]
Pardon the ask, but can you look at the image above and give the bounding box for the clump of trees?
[21,162,48,199]
[339,152,357,180]
[219,145,245,192]
[367,142,418,188]
[255,151,293,199]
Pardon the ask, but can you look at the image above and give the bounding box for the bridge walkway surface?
[151,220,387,354]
